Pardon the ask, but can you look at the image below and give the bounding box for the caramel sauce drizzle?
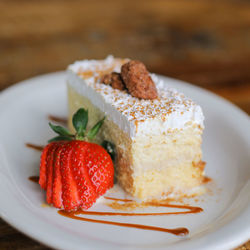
[48,115,67,124]
[58,196,203,236]
[58,209,189,236]
[104,197,203,215]
[28,175,202,236]
[104,196,133,202]
[27,174,203,236]
[25,143,44,152]
[28,176,39,183]
[60,198,202,217]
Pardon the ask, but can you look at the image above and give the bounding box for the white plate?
[0,72,249,250]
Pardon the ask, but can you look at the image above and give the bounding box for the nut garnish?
[121,60,158,100]
[101,72,125,91]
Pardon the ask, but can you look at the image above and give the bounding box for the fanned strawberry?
[46,143,60,204]
[70,141,98,209]
[39,108,114,211]
[85,143,114,196]
[60,142,80,211]
[39,142,56,189]
[52,143,65,208]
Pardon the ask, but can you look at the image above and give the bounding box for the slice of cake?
[67,56,205,201]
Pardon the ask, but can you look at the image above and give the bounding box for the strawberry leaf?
[72,108,88,137]
[49,122,73,137]
[87,117,105,140]
[48,135,73,143]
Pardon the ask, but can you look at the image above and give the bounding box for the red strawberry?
[60,142,80,210]
[85,143,114,196]
[39,108,114,211]
[52,143,66,208]
[46,143,60,204]
[70,141,98,209]
[39,142,56,189]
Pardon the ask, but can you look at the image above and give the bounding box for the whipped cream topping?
[67,56,204,138]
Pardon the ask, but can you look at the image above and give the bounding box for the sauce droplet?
[26,143,44,152]
[29,176,39,183]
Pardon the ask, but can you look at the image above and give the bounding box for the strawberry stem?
[48,108,105,143]
[87,117,105,140]
[72,108,88,137]
[75,134,84,141]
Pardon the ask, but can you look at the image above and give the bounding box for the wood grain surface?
[0,0,249,249]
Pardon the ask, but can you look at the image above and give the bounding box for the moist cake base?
[68,84,205,201]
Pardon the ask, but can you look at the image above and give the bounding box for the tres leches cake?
[67,56,205,201]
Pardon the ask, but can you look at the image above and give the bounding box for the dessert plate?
[0,72,249,250]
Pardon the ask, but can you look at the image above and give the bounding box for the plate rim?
[0,71,249,250]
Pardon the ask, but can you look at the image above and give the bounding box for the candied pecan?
[101,73,112,85]
[121,60,158,99]
[100,72,125,91]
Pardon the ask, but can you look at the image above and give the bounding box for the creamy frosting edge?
[67,56,204,139]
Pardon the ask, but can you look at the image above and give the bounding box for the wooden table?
[0,0,249,249]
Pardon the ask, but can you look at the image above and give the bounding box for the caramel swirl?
[58,196,203,236]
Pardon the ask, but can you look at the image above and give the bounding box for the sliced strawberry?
[60,142,80,211]
[46,143,60,204]
[40,141,113,210]
[85,143,114,196]
[39,142,56,190]
[70,141,98,209]
[39,107,114,211]
[52,143,65,208]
